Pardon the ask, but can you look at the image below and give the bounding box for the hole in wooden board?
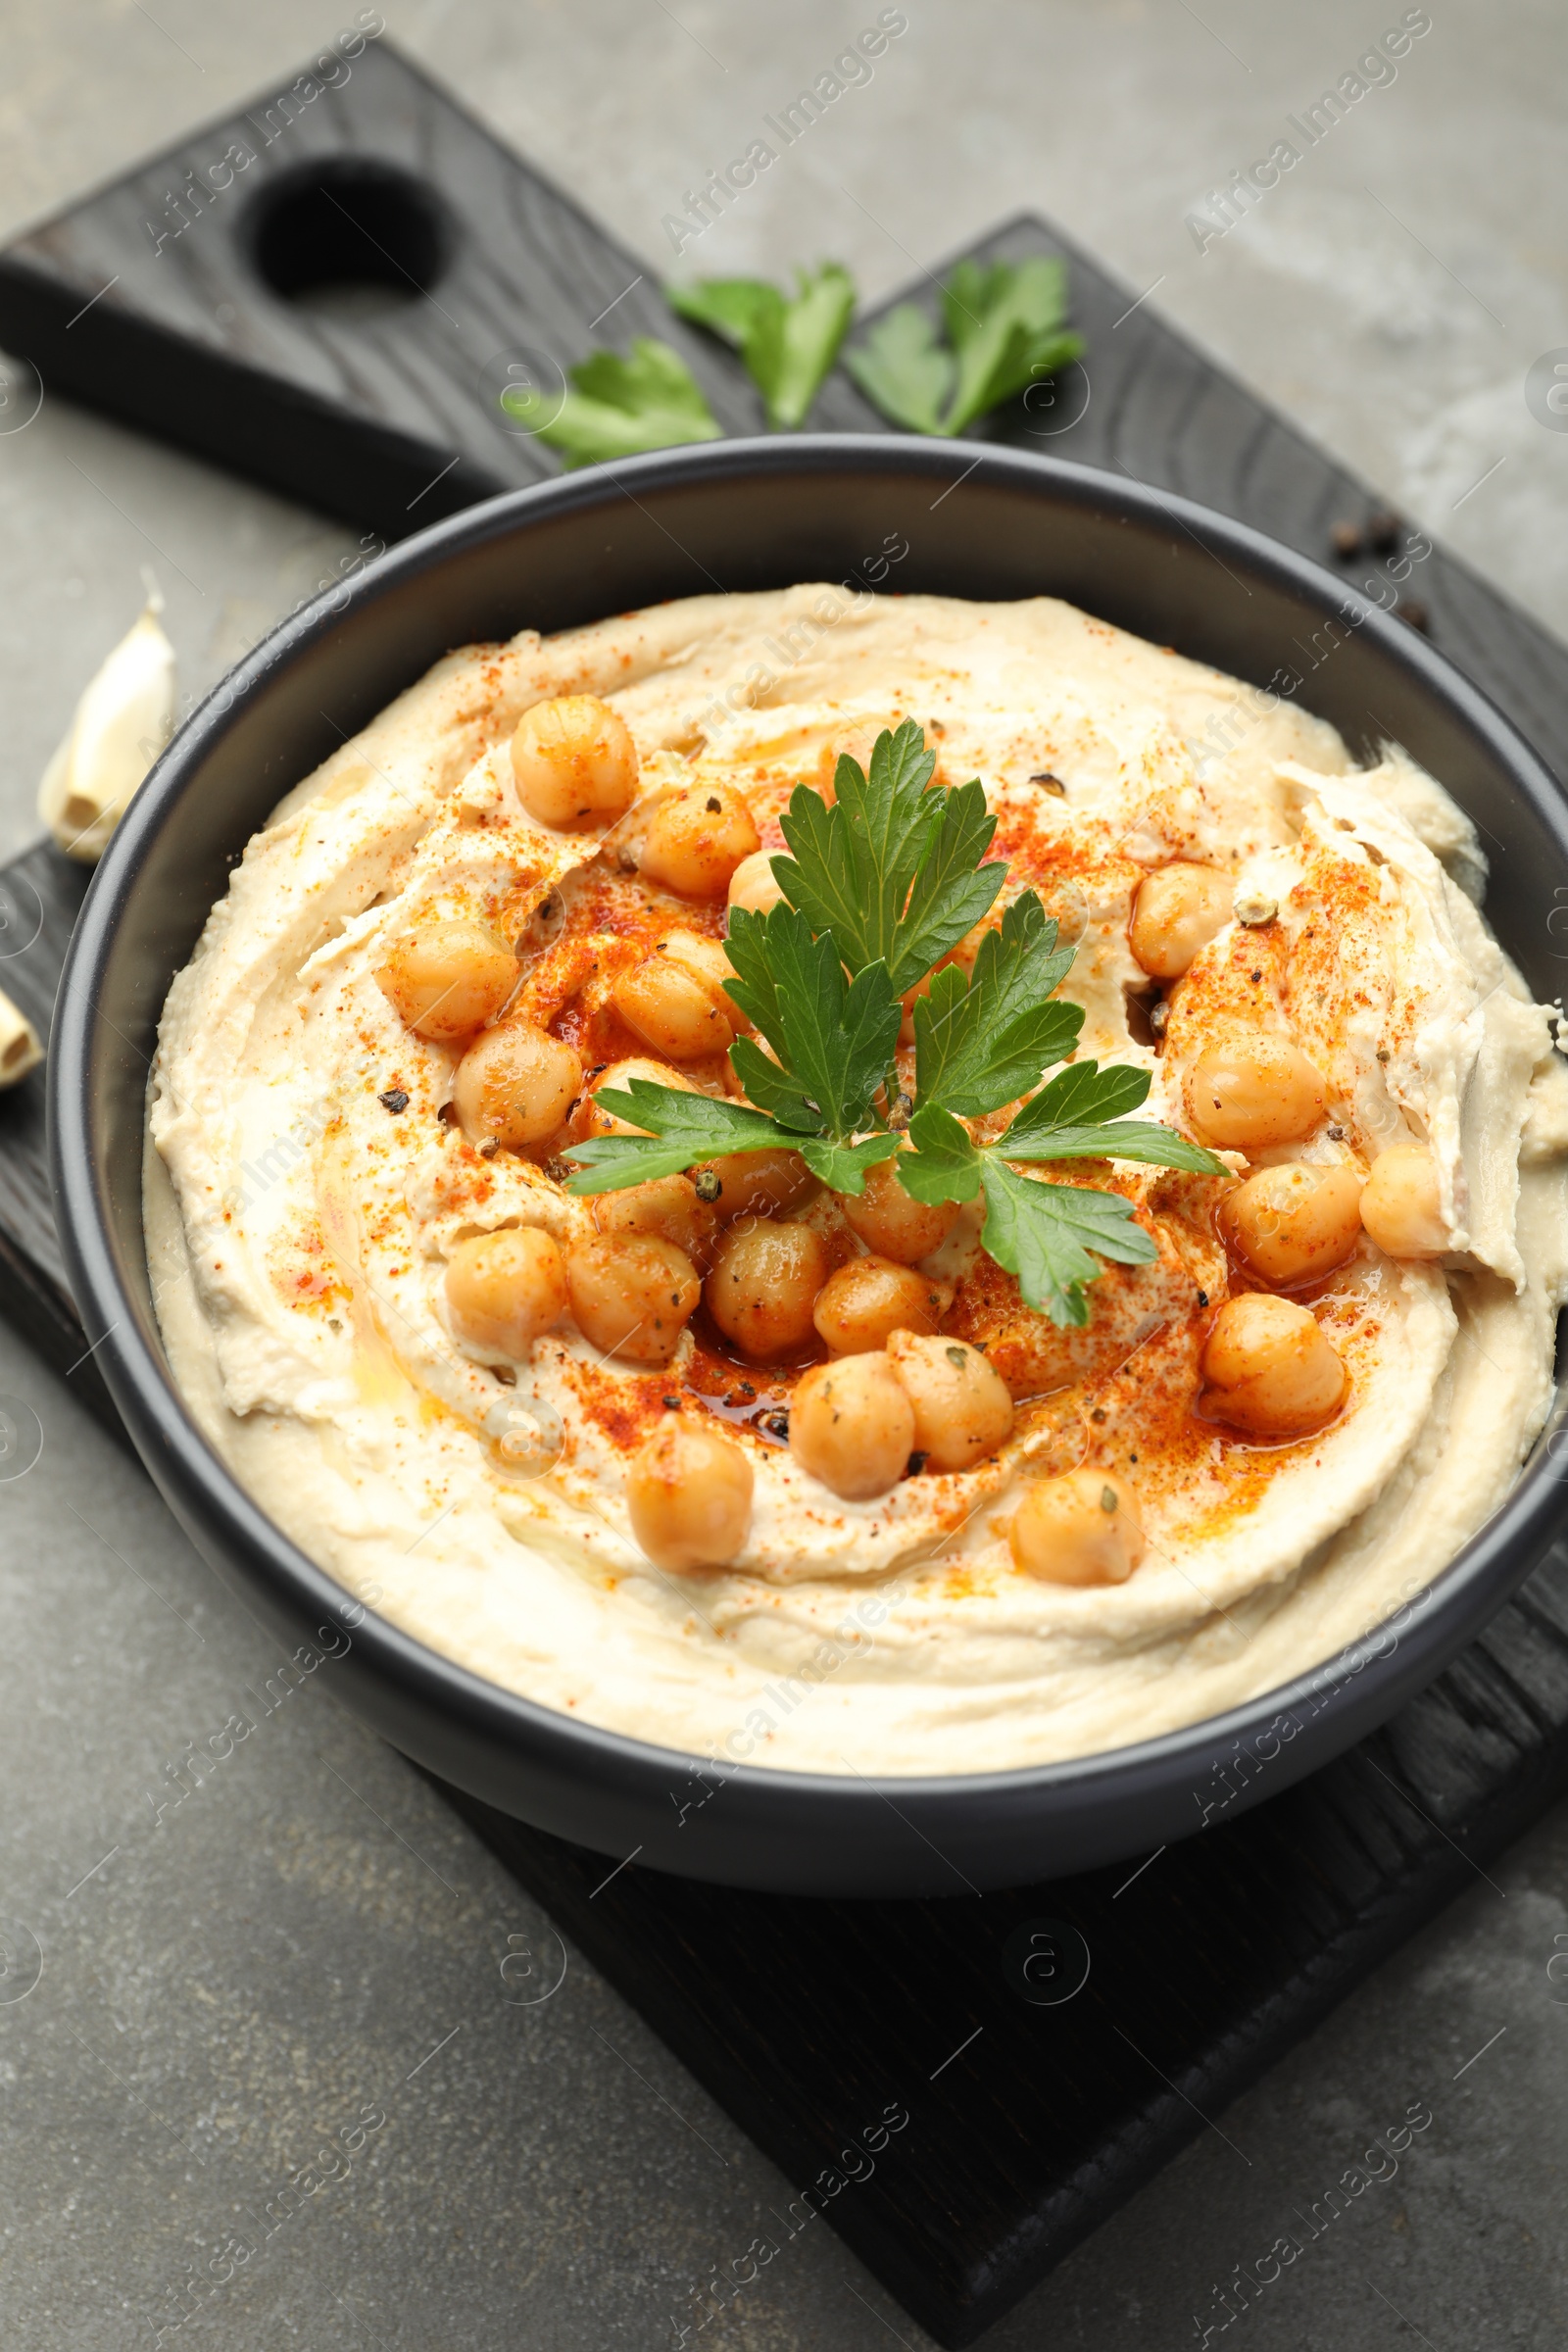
[243,160,451,319]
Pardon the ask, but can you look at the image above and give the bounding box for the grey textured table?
[3,5,1567,2346]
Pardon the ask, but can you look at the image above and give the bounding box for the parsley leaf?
[771,719,934,965]
[663,277,772,350]
[562,1081,787,1193]
[1006,1057,1150,1138]
[912,893,1080,1117]
[899,1104,1160,1326]
[846,258,1085,439]
[561,715,1221,1324]
[941,256,1084,435]
[724,905,901,1136]
[669,264,857,429]
[1004,1060,1225,1172]
[529,340,721,469]
[562,1078,900,1201]
[894,778,1008,990]
[580,906,904,1199]
[721,904,814,1128]
[844,304,954,433]
[979,1156,1156,1328]
[797,1132,902,1194]
[772,724,1006,994]
[723,904,902,1136]
[724,1036,822,1133]
[898,1103,984,1203]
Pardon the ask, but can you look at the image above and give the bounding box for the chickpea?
[838,1150,960,1264]
[574,1057,699,1141]
[884,1330,1014,1473]
[453,1016,582,1150]
[1128,863,1234,981]
[445,1228,567,1357]
[1183,1034,1328,1150]
[565,1234,700,1365]
[612,957,727,1064]
[511,694,639,828]
[662,928,740,1007]
[375,919,517,1042]
[1009,1470,1145,1586]
[812,1258,952,1356]
[697,1146,816,1222]
[1360,1143,1446,1259]
[592,1173,719,1272]
[726,849,786,918]
[707,1219,829,1358]
[640,780,760,899]
[789,1352,916,1501]
[626,1415,754,1571]
[1221,1161,1364,1286]
[1200,1293,1348,1437]
[612,930,742,1062]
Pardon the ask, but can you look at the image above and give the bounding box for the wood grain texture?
[0,42,881,536]
[0,843,120,1426]
[5,50,1568,2346]
[439,1543,1568,2343]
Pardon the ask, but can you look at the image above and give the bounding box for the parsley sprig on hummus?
[149,588,1568,1753]
[564,722,1221,1324]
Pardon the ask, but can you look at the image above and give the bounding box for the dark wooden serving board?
[6,41,1568,2348]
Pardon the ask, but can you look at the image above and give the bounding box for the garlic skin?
[38,589,175,863]
[0,990,41,1089]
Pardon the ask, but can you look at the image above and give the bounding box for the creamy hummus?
[146,588,1568,1775]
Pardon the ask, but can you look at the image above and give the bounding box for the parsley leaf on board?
[668,264,857,429]
[941,256,1084,435]
[528,340,721,469]
[842,303,954,433]
[847,256,1085,439]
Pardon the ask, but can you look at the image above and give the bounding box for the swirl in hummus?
[146,589,1568,1775]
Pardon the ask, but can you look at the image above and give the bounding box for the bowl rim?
[48,429,1568,1834]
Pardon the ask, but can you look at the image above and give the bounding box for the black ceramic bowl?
[50,436,1568,1896]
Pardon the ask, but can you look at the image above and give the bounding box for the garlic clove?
[0,990,42,1088]
[38,586,176,863]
